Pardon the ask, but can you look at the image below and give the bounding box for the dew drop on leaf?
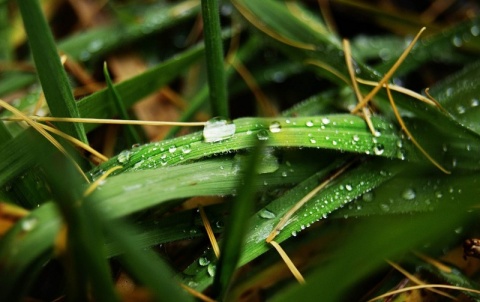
[117,150,131,163]
[373,144,385,155]
[306,120,314,127]
[169,145,177,153]
[21,217,38,232]
[257,129,269,141]
[269,121,282,133]
[207,264,216,277]
[181,144,192,154]
[259,209,276,219]
[203,117,236,142]
[321,118,330,125]
[402,188,416,200]
[198,257,210,266]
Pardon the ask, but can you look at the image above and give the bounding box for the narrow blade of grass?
[103,63,142,145]
[212,140,265,299]
[201,0,229,117]
[17,0,87,143]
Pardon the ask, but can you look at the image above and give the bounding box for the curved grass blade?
[93,115,406,176]
[17,0,87,143]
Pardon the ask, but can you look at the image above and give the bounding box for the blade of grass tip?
[17,0,87,143]
[103,62,142,145]
[212,140,265,300]
[351,27,426,114]
[201,0,229,117]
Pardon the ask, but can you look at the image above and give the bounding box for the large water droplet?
[117,150,131,163]
[21,217,38,232]
[203,117,236,142]
[269,121,282,133]
[259,209,276,219]
[181,144,192,154]
[207,264,216,277]
[402,188,416,200]
[345,184,353,191]
[306,120,314,127]
[169,145,177,153]
[321,118,330,125]
[198,257,210,266]
[373,144,385,155]
[257,129,269,141]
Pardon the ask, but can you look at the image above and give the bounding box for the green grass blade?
[77,46,203,131]
[40,157,119,301]
[17,0,87,143]
[201,0,229,117]
[0,202,61,301]
[274,206,471,301]
[58,1,200,62]
[103,62,142,145]
[105,220,193,302]
[212,141,264,299]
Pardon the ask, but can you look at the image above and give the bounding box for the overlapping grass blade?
[77,46,203,132]
[17,0,87,143]
[39,145,119,301]
[212,141,264,299]
[103,63,142,145]
[273,204,472,301]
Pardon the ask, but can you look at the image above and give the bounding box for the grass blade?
[201,0,229,117]
[17,0,87,143]
[212,140,265,299]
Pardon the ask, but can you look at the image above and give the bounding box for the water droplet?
[259,209,276,219]
[291,231,297,237]
[352,135,360,142]
[181,144,192,154]
[345,184,353,191]
[306,120,314,127]
[402,188,416,200]
[310,138,316,144]
[471,98,479,107]
[362,192,374,202]
[456,105,466,114]
[207,264,216,277]
[380,204,390,212]
[269,121,282,133]
[452,36,463,47]
[199,257,210,266]
[281,171,288,177]
[169,145,177,153]
[117,150,131,163]
[203,117,236,142]
[321,118,330,125]
[373,144,385,155]
[332,140,338,146]
[435,191,443,199]
[471,25,479,37]
[257,129,269,141]
[215,221,224,229]
[374,130,381,137]
[21,217,38,231]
